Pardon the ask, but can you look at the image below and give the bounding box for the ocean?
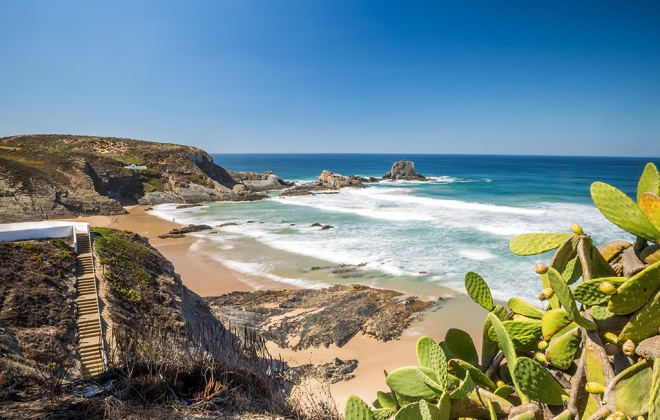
[149,154,658,303]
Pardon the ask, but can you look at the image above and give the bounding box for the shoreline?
[70,205,488,409]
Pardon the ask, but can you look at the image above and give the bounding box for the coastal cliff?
[0,135,290,223]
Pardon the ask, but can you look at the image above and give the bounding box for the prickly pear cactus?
[344,162,660,420]
[464,271,494,311]
[345,395,376,420]
[608,261,660,315]
[509,232,573,256]
[591,181,660,242]
[444,328,479,367]
[512,357,568,405]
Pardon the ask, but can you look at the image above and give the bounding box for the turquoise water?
[151,154,658,302]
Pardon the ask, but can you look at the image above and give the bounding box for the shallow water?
[150,154,657,303]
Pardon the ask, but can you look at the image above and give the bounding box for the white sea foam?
[459,249,497,260]
[151,182,631,303]
[219,258,328,289]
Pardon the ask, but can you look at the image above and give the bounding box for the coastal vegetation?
[344,163,660,419]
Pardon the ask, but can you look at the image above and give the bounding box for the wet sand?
[72,205,488,409]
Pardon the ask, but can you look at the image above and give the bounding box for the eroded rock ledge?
[206,284,433,350]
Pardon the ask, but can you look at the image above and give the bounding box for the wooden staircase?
[74,231,105,379]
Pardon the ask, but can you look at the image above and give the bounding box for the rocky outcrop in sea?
[382,160,428,181]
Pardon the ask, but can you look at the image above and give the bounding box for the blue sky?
[1,1,659,156]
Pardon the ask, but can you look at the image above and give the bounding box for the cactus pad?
[445,328,479,367]
[464,272,494,311]
[448,359,496,390]
[386,366,442,398]
[376,391,397,410]
[604,360,653,418]
[618,287,660,344]
[345,395,375,420]
[650,358,660,420]
[608,261,660,315]
[416,336,436,369]
[550,235,579,273]
[487,320,541,348]
[640,192,660,230]
[494,384,515,398]
[545,326,581,370]
[547,268,597,330]
[590,181,660,242]
[541,308,573,340]
[562,256,583,285]
[508,297,545,319]
[510,232,573,256]
[449,370,476,399]
[393,401,444,420]
[637,162,660,203]
[573,277,625,305]
[512,357,569,405]
[590,305,616,321]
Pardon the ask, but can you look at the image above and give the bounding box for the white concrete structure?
[0,221,90,253]
[123,163,147,170]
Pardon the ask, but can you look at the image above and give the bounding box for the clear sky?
[1,1,659,156]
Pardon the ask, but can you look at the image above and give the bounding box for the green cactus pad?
[604,360,653,418]
[650,358,660,420]
[562,256,583,285]
[488,313,530,403]
[545,326,581,370]
[590,305,616,321]
[637,162,660,203]
[386,366,443,399]
[494,384,515,398]
[510,232,573,256]
[414,368,445,395]
[416,336,436,369]
[640,193,660,230]
[508,297,545,319]
[449,370,476,399]
[481,305,508,371]
[618,287,660,344]
[573,277,626,306]
[372,408,393,420]
[547,268,597,330]
[464,272,495,311]
[512,357,569,405]
[345,395,375,420]
[487,313,518,366]
[376,391,397,410]
[448,359,496,390]
[550,235,579,273]
[445,328,479,367]
[584,330,615,388]
[487,319,542,348]
[591,181,660,242]
[393,401,444,420]
[541,308,573,340]
[430,343,448,390]
[608,261,660,315]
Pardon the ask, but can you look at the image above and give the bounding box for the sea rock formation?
[382,160,428,181]
[206,284,433,350]
[280,170,367,196]
[0,135,290,222]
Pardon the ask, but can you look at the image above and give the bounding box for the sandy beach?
[72,205,489,409]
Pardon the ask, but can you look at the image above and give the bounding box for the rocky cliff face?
[0,135,289,223]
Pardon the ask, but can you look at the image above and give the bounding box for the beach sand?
[71,205,490,409]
